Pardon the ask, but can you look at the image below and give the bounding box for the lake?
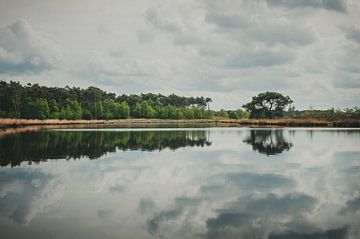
[0,127,359,239]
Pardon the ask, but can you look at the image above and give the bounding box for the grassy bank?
[0,118,213,128]
[0,118,359,128]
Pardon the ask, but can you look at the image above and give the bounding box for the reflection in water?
[0,130,211,167]
[204,193,319,239]
[0,128,359,239]
[0,169,63,225]
[243,130,293,155]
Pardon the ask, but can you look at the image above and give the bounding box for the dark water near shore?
[0,127,359,239]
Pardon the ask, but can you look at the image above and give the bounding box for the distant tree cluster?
[0,81,237,120]
[242,91,293,119]
[242,91,359,119]
[287,106,360,119]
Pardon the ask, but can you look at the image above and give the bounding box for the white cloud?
[0,20,62,74]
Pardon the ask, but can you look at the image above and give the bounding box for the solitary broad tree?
[242,91,293,119]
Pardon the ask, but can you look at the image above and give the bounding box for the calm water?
[0,127,359,239]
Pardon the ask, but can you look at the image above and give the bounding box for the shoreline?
[0,118,359,137]
[0,118,359,128]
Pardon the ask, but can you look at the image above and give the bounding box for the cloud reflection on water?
[0,128,359,238]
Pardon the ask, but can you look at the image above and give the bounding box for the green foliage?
[183,108,195,119]
[0,81,22,118]
[66,99,82,119]
[204,110,215,119]
[21,98,50,119]
[141,101,156,118]
[226,109,249,119]
[286,106,360,119]
[217,109,229,119]
[243,91,293,119]
[49,99,60,118]
[116,102,130,119]
[228,111,239,119]
[0,81,216,120]
[132,103,142,118]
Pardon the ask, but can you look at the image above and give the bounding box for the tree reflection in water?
[0,130,211,167]
[243,129,293,155]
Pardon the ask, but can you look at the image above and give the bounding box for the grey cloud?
[0,20,62,74]
[334,151,360,162]
[205,193,318,239]
[206,13,315,46]
[182,76,236,92]
[225,50,294,68]
[98,209,114,219]
[226,173,296,190]
[71,49,185,94]
[144,6,202,46]
[268,226,348,239]
[241,193,317,216]
[205,212,254,239]
[334,75,360,89]
[246,25,315,46]
[332,151,360,195]
[332,45,360,89]
[0,168,63,225]
[147,208,182,235]
[266,0,347,12]
[137,198,156,214]
[109,185,125,193]
[345,27,360,44]
[233,51,292,69]
[339,197,360,215]
[206,212,252,229]
[206,13,249,29]
[71,55,156,93]
[145,7,180,33]
[146,196,201,235]
[137,29,154,44]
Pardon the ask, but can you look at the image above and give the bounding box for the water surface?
[0,127,359,238]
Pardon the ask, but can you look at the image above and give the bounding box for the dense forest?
[0,81,359,120]
[0,81,243,120]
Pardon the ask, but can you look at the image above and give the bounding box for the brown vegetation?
[0,117,359,130]
[0,118,213,128]
[217,118,360,127]
[0,118,107,127]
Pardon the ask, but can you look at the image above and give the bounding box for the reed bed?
[0,117,359,129]
[0,118,107,127]
[0,118,212,128]
[218,118,360,127]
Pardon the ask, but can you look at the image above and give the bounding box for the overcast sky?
[0,0,359,109]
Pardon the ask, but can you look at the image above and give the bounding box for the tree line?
[0,81,358,120]
[0,81,230,120]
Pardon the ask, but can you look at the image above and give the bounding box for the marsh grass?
[218,118,360,127]
[0,118,359,130]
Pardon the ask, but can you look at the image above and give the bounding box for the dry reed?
[0,117,359,129]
